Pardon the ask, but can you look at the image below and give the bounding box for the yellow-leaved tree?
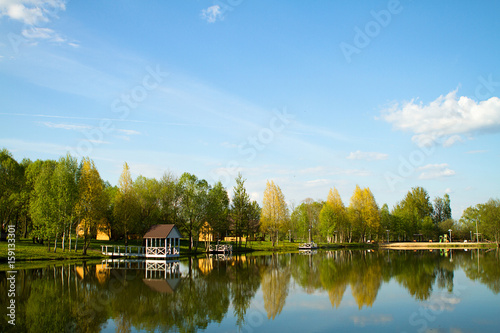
[348,185,380,242]
[76,157,104,255]
[261,180,288,246]
[319,188,348,243]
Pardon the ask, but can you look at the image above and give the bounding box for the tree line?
[1,148,499,249]
[0,149,259,253]
[245,171,499,245]
[2,249,498,332]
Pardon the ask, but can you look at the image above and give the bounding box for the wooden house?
[143,224,182,258]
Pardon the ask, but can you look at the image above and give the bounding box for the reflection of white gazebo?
[143,224,182,258]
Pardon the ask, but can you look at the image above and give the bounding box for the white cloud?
[116,129,140,136]
[347,150,388,161]
[39,121,140,139]
[381,90,500,147]
[0,0,66,25]
[200,5,223,23]
[305,179,330,187]
[22,27,65,42]
[418,163,456,180]
[220,141,238,149]
[39,121,91,131]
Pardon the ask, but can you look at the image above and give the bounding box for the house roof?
[142,279,174,293]
[143,224,182,238]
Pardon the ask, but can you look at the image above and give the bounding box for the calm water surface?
[1,249,499,332]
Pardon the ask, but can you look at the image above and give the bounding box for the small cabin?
[143,224,182,258]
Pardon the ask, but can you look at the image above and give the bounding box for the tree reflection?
[261,253,291,319]
[2,249,500,332]
[462,248,500,294]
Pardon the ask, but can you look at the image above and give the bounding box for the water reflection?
[1,249,499,332]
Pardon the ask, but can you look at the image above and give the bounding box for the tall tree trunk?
[54,229,58,253]
[62,226,66,251]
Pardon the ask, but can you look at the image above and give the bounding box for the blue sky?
[1,0,499,218]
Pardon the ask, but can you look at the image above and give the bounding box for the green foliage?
[113,162,140,245]
[0,149,24,233]
[230,174,253,246]
[392,187,434,240]
[177,172,210,250]
[432,193,452,225]
[478,199,500,244]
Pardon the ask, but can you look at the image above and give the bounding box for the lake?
[1,249,499,332]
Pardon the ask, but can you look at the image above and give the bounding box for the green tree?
[392,187,433,240]
[114,162,140,246]
[158,172,181,224]
[230,174,251,247]
[460,205,481,242]
[52,153,79,251]
[0,149,24,234]
[247,200,261,243]
[178,172,210,251]
[207,181,230,241]
[134,175,162,235]
[433,193,452,226]
[380,204,392,242]
[479,199,500,245]
[29,160,58,251]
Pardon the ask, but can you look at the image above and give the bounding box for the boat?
[208,243,232,254]
[298,242,318,250]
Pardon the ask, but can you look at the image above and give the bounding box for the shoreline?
[378,242,496,250]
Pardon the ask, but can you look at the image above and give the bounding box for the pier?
[101,245,146,257]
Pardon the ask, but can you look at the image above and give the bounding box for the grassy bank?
[0,238,105,262]
[1,238,377,263]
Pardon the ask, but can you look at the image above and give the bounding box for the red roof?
[143,224,181,238]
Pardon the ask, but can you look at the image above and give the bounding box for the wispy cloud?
[381,90,500,147]
[466,150,488,154]
[0,138,71,156]
[351,314,394,327]
[347,150,388,161]
[0,0,66,25]
[200,5,223,23]
[116,129,140,136]
[305,179,330,187]
[220,141,238,149]
[39,121,91,131]
[22,27,66,43]
[0,1,77,48]
[39,121,141,139]
[418,163,456,180]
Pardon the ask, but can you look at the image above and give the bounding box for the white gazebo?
[143,224,182,258]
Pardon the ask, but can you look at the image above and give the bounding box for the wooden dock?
[101,245,146,257]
